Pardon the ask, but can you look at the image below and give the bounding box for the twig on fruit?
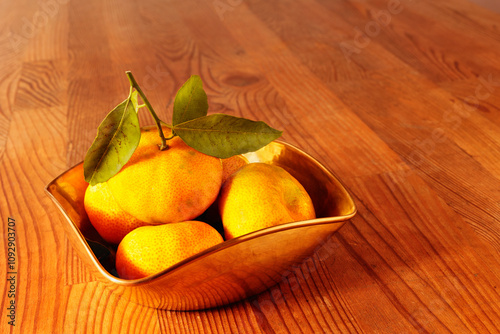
[126,71,169,150]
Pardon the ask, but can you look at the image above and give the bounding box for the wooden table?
[1,0,500,332]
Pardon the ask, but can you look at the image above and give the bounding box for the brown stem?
[126,71,169,150]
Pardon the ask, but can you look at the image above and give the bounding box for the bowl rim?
[44,140,357,286]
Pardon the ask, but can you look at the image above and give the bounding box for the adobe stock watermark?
[7,0,69,54]
[6,217,17,327]
[251,233,340,325]
[213,0,243,21]
[339,0,412,62]
[407,73,500,167]
[139,64,171,91]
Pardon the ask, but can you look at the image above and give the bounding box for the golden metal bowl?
[45,140,356,310]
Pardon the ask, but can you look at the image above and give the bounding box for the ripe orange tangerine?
[84,126,223,244]
[84,181,147,244]
[219,163,316,239]
[106,127,223,225]
[116,220,224,279]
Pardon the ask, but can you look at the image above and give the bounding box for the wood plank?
[0,0,499,332]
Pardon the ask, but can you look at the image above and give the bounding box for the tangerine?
[219,163,316,239]
[106,127,223,224]
[84,181,147,244]
[115,220,223,279]
[84,126,223,243]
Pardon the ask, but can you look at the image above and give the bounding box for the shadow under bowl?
[45,140,356,310]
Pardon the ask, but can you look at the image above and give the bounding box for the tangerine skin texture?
[106,127,223,224]
[116,221,224,279]
[221,154,248,183]
[199,154,250,223]
[84,181,148,245]
[219,163,316,240]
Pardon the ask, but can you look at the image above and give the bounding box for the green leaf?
[172,75,208,126]
[173,114,282,158]
[83,90,141,185]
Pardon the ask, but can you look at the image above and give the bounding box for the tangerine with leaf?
[82,72,283,272]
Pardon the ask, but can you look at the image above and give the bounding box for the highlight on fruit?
[81,72,316,279]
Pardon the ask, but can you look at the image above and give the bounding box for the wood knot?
[223,74,260,87]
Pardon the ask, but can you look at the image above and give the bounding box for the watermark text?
[6,217,17,326]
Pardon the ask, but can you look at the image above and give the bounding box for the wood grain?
[1,0,500,332]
